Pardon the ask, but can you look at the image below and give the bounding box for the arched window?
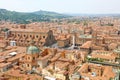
[30,35,32,37]
[36,35,38,38]
[18,34,20,37]
[24,35,26,37]
[43,36,45,38]
[27,64,29,67]
[33,57,35,60]
[28,56,31,60]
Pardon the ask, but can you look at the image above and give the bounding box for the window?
[33,57,35,60]
[18,34,20,36]
[36,35,38,38]
[43,36,45,38]
[27,64,29,67]
[30,35,32,37]
[28,57,30,60]
[41,42,43,44]
[12,34,14,36]
[24,35,26,37]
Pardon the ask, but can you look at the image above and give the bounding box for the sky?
[0,0,120,14]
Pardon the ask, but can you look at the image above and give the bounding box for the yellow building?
[20,41,40,71]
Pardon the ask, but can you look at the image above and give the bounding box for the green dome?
[27,45,40,54]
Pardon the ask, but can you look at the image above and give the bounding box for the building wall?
[22,54,39,71]
[6,30,56,47]
[38,59,48,69]
[57,40,67,48]
[57,35,70,48]
[54,73,66,80]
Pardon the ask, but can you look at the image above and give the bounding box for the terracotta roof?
[0,62,11,68]
[80,41,92,49]
[7,53,25,62]
[78,63,116,80]
[108,43,118,50]
[5,69,43,80]
[10,28,50,33]
[92,53,116,60]
[56,34,70,40]
[54,61,69,69]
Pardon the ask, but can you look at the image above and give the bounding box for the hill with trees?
[0,9,70,24]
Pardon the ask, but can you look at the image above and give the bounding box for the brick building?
[5,28,56,47]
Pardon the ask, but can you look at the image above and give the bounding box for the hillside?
[0,9,70,24]
[33,10,68,18]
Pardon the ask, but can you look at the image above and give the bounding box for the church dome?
[27,45,40,54]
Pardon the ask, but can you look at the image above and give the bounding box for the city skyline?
[0,0,120,14]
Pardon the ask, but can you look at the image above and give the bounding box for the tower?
[92,31,97,45]
[23,41,40,71]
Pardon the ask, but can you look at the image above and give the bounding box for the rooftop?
[78,63,116,80]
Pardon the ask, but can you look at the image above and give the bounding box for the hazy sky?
[0,0,120,14]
